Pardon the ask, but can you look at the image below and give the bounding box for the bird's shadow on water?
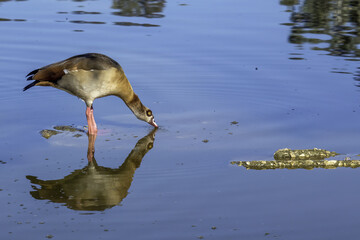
[26,128,157,211]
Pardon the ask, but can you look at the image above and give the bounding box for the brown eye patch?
[146,110,152,117]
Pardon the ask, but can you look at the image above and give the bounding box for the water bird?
[24,53,158,134]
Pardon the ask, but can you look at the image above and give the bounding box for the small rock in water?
[274,148,338,160]
[40,125,85,139]
[54,125,84,132]
[40,130,60,139]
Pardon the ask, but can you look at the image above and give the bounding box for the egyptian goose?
[24,53,158,134]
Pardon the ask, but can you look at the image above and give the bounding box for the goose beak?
[149,118,158,128]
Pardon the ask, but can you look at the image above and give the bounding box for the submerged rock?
[274,148,338,160]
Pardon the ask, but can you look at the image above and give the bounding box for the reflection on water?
[113,21,159,27]
[71,11,102,15]
[0,18,25,21]
[281,0,360,58]
[354,67,360,86]
[0,0,164,27]
[27,129,157,211]
[69,20,106,24]
[112,0,165,18]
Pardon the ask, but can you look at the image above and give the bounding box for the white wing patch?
[64,69,79,74]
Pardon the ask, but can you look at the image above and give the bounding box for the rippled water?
[1,0,360,239]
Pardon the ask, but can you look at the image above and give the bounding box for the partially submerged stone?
[274,148,338,160]
[40,125,85,139]
[40,129,60,139]
[231,147,358,170]
[231,159,360,170]
[53,125,85,133]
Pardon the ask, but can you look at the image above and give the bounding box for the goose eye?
[147,143,153,150]
[146,110,152,117]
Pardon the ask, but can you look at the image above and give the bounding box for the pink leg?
[87,133,97,162]
[85,105,98,135]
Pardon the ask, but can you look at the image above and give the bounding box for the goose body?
[24,53,158,134]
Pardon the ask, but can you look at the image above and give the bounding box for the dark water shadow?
[27,129,157,211]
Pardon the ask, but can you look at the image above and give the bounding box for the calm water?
[1,0,360,239]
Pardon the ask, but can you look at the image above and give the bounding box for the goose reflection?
[27,129,157,211]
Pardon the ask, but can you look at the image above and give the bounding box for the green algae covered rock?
[231,159,360,170]
[273,148,338,160]
[40,125,85,139]
[40,129,60,139]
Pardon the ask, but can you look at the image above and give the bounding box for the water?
[1,0,360,239]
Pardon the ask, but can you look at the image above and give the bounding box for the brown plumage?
[24,53,158,134]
